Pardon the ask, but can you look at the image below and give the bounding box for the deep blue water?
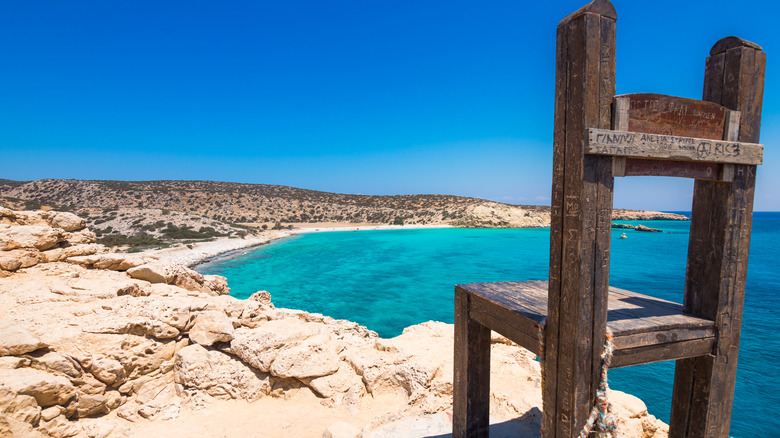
[198,213,780,437]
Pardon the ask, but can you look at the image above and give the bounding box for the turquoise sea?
[198,213,780,437]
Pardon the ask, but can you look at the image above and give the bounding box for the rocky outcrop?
[612,209,688,221]
[612,223,663,232]
[0,208,106,274]
[0,321,47,356]
[0,209,669,438]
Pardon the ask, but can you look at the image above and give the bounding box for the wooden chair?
[452,1,766,437]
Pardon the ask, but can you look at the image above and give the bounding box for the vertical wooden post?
[547,1,616,436]
[671,37,766,438]
[453,288,491,438]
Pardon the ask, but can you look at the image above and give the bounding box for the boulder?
[270,333,341,379]
[0,253,22,271]
[41,406,63,422]
[32,352,82,379]
[188,311,234,346]
[0,357,30,369]
[89,357,125,386]
[0,321,47,356]
[127,262,174,284]
[0,224,62,251]
[42,248,65,263]
[0,249,45,271]
[49,212,85,232]
[127,262,229,295]
[125,295,209,331]
[230,320,329,373]
[62,229,96,245]
[66,253,155,271]
[174,344,271,401]
[0,387,41,426]
[0,368,76,407]
[61,244,106,259]
[38,415,81,438]
[203,274,230,295]
[302,364,363,398]
[134,375,180,421]
[248,290,273,305]
[75,393,110,417]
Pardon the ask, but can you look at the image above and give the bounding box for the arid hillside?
[0,179,686,249]
[0,178,549,228]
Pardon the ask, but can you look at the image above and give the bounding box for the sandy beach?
[151,223,454,268]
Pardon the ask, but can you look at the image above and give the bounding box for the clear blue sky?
[1,0,778,211]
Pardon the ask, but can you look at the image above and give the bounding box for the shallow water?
[199,213,780,437]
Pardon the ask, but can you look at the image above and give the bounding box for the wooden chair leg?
[453,289,491,438]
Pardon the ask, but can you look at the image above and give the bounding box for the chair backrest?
[544,0,765,435]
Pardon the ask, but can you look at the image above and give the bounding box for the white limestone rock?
[0,321,47,356]
[230,319,330,373]
[174,344,271,401]
[38,415,81,438]
[66,253,156,271]
[0,368,76,407]
[89,357,126,386]
[188,311,234,346]
[0,249,45,271]
[48,212,86,232]
[270,333,341,379]
[62,229,96,246]
[302,363,363,398]
[204,274,230,295]
[31,352,82,379]
[0,387,41,426]
[0,224,62,251]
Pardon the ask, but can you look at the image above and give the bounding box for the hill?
[0,179,685,249]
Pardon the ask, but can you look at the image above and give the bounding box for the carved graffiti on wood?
[587,128,763,165]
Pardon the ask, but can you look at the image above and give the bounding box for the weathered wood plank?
[557,11,588,435]
[612,338,715,368]
[470,307,541,355]
[459,281,715,341]
[612,327,714,350]
[586,128,763,165]
[623,158,728,181]
[546,14,568,435]
[671,36,765,438]
[612,96,629,177]
[453,288,491,438]
[620,93,728,140]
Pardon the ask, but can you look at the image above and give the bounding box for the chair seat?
[455,280,716,368]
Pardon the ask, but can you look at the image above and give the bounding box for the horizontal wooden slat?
[457,280,716,366]
[617,93,728,140]
[622,158,732,181]
[611,338,715,368]
[586,128,763,165]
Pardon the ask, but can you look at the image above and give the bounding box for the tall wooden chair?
[452,1,766,437]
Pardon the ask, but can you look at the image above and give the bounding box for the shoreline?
[152,223,455,269]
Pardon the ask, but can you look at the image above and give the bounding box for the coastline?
[0,209,670,437]
[153,223,455,269]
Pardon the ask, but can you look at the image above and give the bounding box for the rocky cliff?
[0,209,669,437]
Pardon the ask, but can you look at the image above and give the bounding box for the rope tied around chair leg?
[538,318,618,437]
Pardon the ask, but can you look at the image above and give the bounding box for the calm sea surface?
[198,212,780,437]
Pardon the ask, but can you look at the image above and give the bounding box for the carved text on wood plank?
[587,129,763,165]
